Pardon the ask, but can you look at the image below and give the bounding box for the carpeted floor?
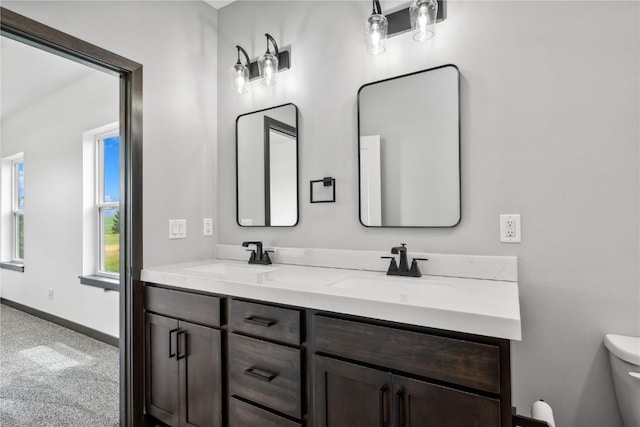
[0,304,119,426]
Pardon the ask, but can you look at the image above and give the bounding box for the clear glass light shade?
[409,0,438,42]
[258,52,279,85]
[364,13,388,55]
[230,63,249,94]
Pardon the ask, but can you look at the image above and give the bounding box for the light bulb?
[370,23,381,46]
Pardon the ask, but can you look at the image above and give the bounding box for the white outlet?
[203,218,213,236]
[48,289,54,300]
[500,214,521,243]
[169,219,187,239]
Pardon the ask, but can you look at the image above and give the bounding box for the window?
[96,132,120,277]
[12,157,24,262]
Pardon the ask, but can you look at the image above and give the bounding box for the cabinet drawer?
[229,334,302,419]
[230,299,301,345]
[229,397,301,427]
[145,285,221,328]
[313,315,501,394]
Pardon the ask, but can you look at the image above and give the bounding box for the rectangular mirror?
[236,103,299,227]
[358,64,460,227]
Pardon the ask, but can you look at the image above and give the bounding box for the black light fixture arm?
[236,45,250,66]
[372,0,382,15]
[264,33,279,57]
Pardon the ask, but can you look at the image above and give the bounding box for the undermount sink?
[188,263,277,275]
[327,276,451,298]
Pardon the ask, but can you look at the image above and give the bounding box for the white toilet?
[604,334,640,427]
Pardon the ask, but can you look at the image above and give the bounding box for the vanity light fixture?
[364,0,446,54]
[258,33,279,85]
[364,0,388,55]
[230,35,291,93]
[230,45,250,94]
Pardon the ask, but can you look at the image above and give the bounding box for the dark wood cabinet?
[144,288,223,427]
[313,356,390,427]
[229,397,301,427]
[228,299,304,425]
[314,355,501,427]
[393,374,500,427]
[312,315,509,427]
[179,320,223,427]
[143,284,512,427]
[145,312,179,426]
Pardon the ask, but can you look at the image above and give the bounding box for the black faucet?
[242,241,273,265]
[381,243,428,277]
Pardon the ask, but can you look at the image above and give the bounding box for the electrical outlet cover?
[500,214,521,243]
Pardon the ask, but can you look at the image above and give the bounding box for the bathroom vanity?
[141,249,520,427]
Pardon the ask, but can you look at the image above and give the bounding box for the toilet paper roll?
[531,400,556,427]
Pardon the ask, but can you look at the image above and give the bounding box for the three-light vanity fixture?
[231,33,291,94]
[364,0,446,55]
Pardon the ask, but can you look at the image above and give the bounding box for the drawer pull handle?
[169,328,179,358]
[630,372,640,380]
[244,367,277,382]
[176,330,187,360]
[379,385,387,427]
[244,316,276,327]
[395,390,403,427]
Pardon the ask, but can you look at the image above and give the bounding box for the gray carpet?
[0,304,119,426]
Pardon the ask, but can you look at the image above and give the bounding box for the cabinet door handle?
[244,316,276,327]
[395,390,403,427]
[244,367,277,382]
[379,386,388,427]
[169,328,178,358]
[176,330,187,360]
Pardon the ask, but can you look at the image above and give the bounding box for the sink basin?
[327,276,450,298]
[188,263,277,275]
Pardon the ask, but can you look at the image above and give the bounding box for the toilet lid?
[605,334,640,366]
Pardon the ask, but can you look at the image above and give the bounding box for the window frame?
[11,157,24,263]
[95,129,120,278]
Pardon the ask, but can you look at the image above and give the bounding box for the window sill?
[79,275,119,291]
[0,261,24,272]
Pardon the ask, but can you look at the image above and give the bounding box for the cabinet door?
[178,320,222,427]
[314,356,391,427]
[392,375,500,427]
[145,312,180,427]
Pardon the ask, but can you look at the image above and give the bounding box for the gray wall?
[217,1,639,425]
[4,0,219,268]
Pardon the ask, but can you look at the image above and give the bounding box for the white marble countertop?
[142,258,521,340]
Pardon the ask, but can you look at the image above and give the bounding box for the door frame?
[0,7,143,426]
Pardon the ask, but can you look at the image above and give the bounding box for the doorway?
[0,7,143,426]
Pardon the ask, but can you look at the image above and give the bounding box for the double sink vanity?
[141,245,521,427]
[141,63,521,427]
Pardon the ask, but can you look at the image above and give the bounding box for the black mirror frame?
[356,64,462,228]
[235,103,299,227]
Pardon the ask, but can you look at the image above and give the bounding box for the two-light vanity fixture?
[365,0,446,55]
[231,33,291,94]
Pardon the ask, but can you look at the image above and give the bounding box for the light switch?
[169,219,187,239]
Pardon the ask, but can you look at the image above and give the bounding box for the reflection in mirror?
[236,103,298,226]
[358,64,460,227]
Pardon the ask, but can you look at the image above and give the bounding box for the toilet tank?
[604,334,640,427]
